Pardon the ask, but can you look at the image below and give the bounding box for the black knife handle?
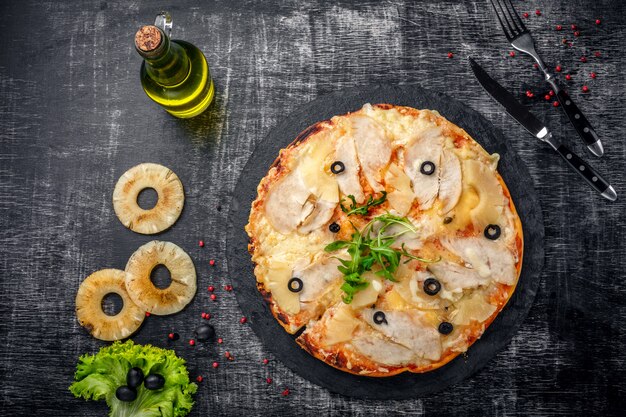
[555,144,615,200]
[555,89,603,155]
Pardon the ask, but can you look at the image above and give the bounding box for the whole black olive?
[288,277,303,293]
[420,161,436,175]
[126,367,144,389]
[144,374,165,390]
[194,324,215,342]
[438,322,454,335]
[484,224,501,240]
[330,161,346,174]
[423,278,441,296]
[373,311,387,325]
[443,216,453,224]
[115,385,137,402]
[329,222,340,233]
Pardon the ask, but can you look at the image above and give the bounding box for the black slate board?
[226,84,544,399]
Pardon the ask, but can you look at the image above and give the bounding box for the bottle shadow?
[174,80,227,146]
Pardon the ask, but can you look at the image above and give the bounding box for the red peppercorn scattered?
[535,10,541,16]
[523,12,529,18]
[145,312,151,317]
[168,332,180,341]
[208,285,215,292]
[217,338,223,344]
[266,378,273,384]
[549,90,555,97]
[447,52,453,59]
[212,362,219,369]
[240,317,248,324]
[565,74,572,81]
[595,19,601,25]
[224,284,233,291]
[205,312,211,320]
[509,51,515,57]
[582,85,589,93]
[562,38,568,45]
[263,358,269,365]
[189,339,195,346]
[590,72,597,79]
[544,94,551,101]
[571,24,577,30]
[594,51,601,58]
[225,351,232,359]
[282,388,290,396]
[198,240,204,247]
[555,65,562,72]
[196,376,203,383]
[526,90,534,98]
[553,101,559,107]
[580,56,588,63]
[556,25,562,31]
[209,259,216,266]
[574,31,580,37]
[533,63,539,69]
[210,294,217,301]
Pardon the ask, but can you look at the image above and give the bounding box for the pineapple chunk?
[385,163,414,216]
[324,306,360,346]
[450,290,497,325]
[463,159,507,231]
[265,264,300,315]
[350,273,384,309]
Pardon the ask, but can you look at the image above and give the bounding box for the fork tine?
[489,0,512,40]
[494,0,519,37]
[502,0,527,33]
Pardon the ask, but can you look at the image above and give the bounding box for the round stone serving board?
[226,84,545,399]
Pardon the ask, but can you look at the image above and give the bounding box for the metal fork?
[489,0,604,157]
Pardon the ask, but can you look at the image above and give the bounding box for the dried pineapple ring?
[125,241,197,315]
[75,269,145,341]
[113,163,184,235]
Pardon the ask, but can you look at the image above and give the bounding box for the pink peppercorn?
[209,259,216,266]
[198,240,204,247]
[582,85,589,93]
[571,24,578,30]
[523,12,529,18]
[240,317,248,324]
[217,338,223,344]
[263,358,269,365]
[212,362,219,368]
[266,378,273,384]
[189,339,195,346]
[509,51,516,57]
[282,388,290,396]
[447,52,453,59]
[590,72,597,79]
[595,19,601,25]
[555,65,562,72]
[210,294,217,301]
[208,285,215,292]
[580,56,588,63]
[565,74,572,81]
[556,25,562,31]
[553,101,559,107]
[196,376,203,382]
[535,10,541,16]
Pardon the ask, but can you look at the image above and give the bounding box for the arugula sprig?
[340,191,387,216]
[324,213,439,303]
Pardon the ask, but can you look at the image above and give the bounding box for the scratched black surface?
[1,1,625,416]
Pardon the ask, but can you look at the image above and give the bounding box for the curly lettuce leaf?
[69,340,197,417]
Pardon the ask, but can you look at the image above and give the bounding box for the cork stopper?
[135,25,162,52]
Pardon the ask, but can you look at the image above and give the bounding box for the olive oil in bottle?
[135,23,214,118]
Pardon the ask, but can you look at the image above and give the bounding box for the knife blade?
[468,57,617,202]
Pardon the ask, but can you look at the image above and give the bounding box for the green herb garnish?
[325,213,439,303]
[340,191,387,216]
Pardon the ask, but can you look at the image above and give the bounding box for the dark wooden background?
[1,1,624,416]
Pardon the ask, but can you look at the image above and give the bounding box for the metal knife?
[469,57,617,202]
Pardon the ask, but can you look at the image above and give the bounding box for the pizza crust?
[246,104,523,376]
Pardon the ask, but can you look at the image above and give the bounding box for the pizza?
[245,103,523,376]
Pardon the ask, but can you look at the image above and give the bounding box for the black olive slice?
[330,161,346,174]
[420,161,436,175]
[438,322,453,335]
[115,386,137,402]
[373,311,387,325]
[329,222,340,233]
[484,224,501,240]
[288,277,303,293]
[423,278,441,296]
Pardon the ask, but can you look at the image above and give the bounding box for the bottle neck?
[139,35,190,86]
